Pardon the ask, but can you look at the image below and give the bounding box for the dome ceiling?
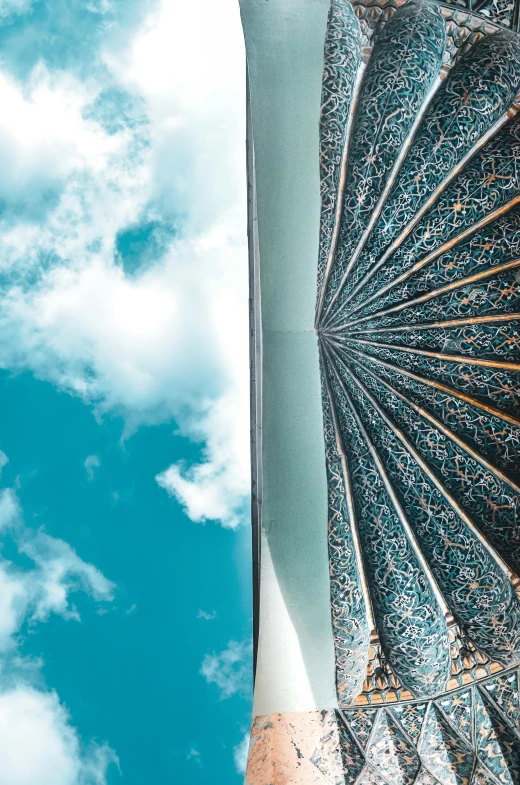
[318,0,520,706]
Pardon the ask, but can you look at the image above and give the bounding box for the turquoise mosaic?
[318,1,520,782]
[338,671,520,784]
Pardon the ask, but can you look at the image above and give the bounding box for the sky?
[0,1,252,783]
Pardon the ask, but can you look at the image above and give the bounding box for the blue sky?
[0,1,252,783]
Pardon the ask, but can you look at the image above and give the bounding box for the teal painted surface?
[240,0,336,709]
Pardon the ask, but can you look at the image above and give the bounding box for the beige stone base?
[244,711,344,785]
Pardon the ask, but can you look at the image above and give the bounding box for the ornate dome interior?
[242,0,520,781]
[317,0,520,781]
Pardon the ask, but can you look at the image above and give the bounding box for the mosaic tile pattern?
[314,2,520,782]
[319,0,520,710]
[336,670,520,784]
[391,702,428,744]
[318,0,362,298]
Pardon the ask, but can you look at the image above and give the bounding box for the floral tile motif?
[474,0,515,28]
[319,0,520,713]
[474,689,520,784]
[337,715,365,785]
[436,690,473,747]
[390,703,428,745]
[418,705,475,785]
[365,709,421,784]
[482,672,520,728]
[470,762,497,785]
[414,767,443,785]
[347,707,379,749]
[356,765,389,785]
[315,1,520,783]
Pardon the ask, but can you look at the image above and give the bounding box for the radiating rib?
[326,110,520,329]
[323,29,520,326]
[317,76,442,325]
[317,0,363,316]
[317,63,365,325]
[320,366,372,703]
[344,313,520,335]
[328,256,520,333]
[333,341,520,429]
[324,110,518,328]
[319,0,447,320]
[329,345,520,663]
[337,204,520,328]
[324,346,451,694]
[345,352,520,496]
[320,343,377,639]
[327,195,520,330]
[328,344,520,590]
[327,346,453,623]
[341,336,520,372]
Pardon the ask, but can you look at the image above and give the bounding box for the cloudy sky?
[0,0,252,783]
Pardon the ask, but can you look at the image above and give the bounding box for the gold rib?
[329,344,520,587]
[320,77,442,324]
[319,341,378,642]
[330,340,520,429]
[344,312,520,335]
[323,113,519,329]
[328,252,520,333]
[346,351,520,496]
[316,63,366,325]
[340,336,520,372]
[325,345,454,623]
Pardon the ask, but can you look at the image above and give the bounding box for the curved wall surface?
[241,0,520,782]
[241,0,337,716]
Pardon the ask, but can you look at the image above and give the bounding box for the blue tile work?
[323,29,520,321]
[437,690,473,746]
[347,707,379,748]
[320,0,446,314]
[317,0,520,782]
[338,670,520,784]
[483,672,520,726]
[318,0,362,298]
[390,702,428,744]
[366,709,421,783]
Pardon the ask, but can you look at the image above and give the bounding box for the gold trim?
[327,347,454,622]
[342,336,520,372]
[334,341,520,428]
[346,352,520,495]
[345,312,520,334]
[324,117,520,328]
[329,343,520,589]
[329,256,520,332]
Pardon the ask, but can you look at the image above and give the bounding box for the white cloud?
[200,639,252,700]
[186,748,202,768]
[0,567,29,651]
[0,451,8,475]
[0,488,19,531]
[0,466,118,784]
[0,0,34,19]
[0,0,250,528]
[0,686,118,785]
[233,732,250,775]
[0,65,128,232]
[20,532,116,623]
[0,485,115,649]
[84,455,101,482]
[197,609,217,621]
